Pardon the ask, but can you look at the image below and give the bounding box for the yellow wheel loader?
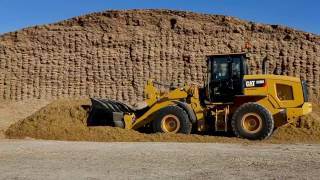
[88,53,312,140]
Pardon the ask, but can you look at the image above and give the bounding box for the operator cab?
[206,53,249,103]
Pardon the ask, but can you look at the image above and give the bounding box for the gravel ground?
[0,140,319,180]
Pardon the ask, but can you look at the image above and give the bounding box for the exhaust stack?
[262,57,269,74]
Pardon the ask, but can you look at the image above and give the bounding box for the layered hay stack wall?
[0,10,319,104]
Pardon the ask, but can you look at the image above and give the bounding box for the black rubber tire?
[152,106,192,134]
[231,102,274,140]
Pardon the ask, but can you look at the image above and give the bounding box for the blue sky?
[0,0,319,35]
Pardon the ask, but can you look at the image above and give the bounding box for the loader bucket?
[87,98,133,127]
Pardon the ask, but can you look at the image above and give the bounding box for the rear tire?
[231,102,274,140]
[152,106,192,134]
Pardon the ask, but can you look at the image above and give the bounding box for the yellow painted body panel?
[188,84,206,131]
[244,74,301,82]
[144,80,160,106]
[286,102,312,121]
[124,80,191,129]
[243,74,312,125]
[128,100,177,129]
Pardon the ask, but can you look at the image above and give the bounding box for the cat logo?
[245,79,265,88]
[246,80,255,87]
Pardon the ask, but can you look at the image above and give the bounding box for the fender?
[172,100,197,124]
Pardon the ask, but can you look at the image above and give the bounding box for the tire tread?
[231,102,274,140]
[152,106,192,134]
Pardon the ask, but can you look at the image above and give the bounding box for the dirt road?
[0,140,319,180]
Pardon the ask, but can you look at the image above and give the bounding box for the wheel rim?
[161,115,181,133]
[241,113,263,134]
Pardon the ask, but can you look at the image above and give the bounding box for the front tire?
[152,106,192,134]
[231,102,274,140]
